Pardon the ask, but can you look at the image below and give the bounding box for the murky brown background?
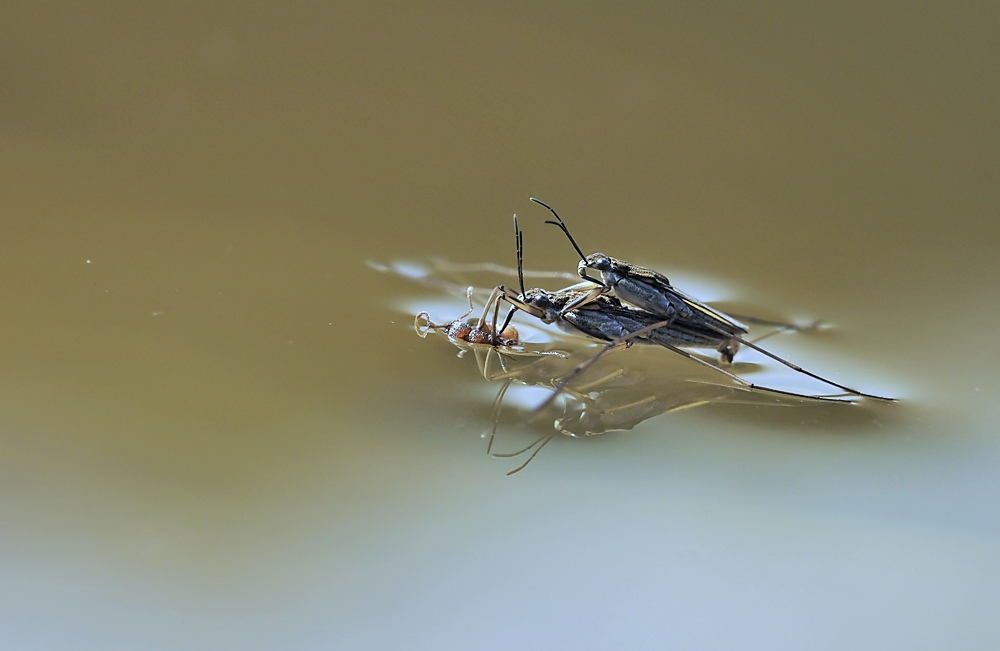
[3,3,999,649]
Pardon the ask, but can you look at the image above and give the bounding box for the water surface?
[2,3,999,650]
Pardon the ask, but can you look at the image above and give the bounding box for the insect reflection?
[463,332,836,475]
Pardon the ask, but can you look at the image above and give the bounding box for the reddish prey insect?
[415,286,520,346]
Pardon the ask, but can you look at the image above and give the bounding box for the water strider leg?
[696,321,896,402]
[556,284,611,317]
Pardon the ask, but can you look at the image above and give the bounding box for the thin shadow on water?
[372,258,906,474]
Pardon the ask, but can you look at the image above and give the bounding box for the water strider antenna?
[494,214,525,339]
[514,214,526,297]
[530,197,588,263]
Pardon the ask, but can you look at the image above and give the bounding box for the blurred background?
[2,3,999,649]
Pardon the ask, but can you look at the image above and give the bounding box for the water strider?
[488,214,875,403]
[528,198,895,402]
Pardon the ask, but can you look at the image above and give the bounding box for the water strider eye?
[588,254,612,271]
[524,290,550,309]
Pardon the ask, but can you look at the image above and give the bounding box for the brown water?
[3,4,999,649]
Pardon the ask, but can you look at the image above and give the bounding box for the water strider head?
[580,252,635,286]
[582,252,613,273]
[505,287,570,324]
